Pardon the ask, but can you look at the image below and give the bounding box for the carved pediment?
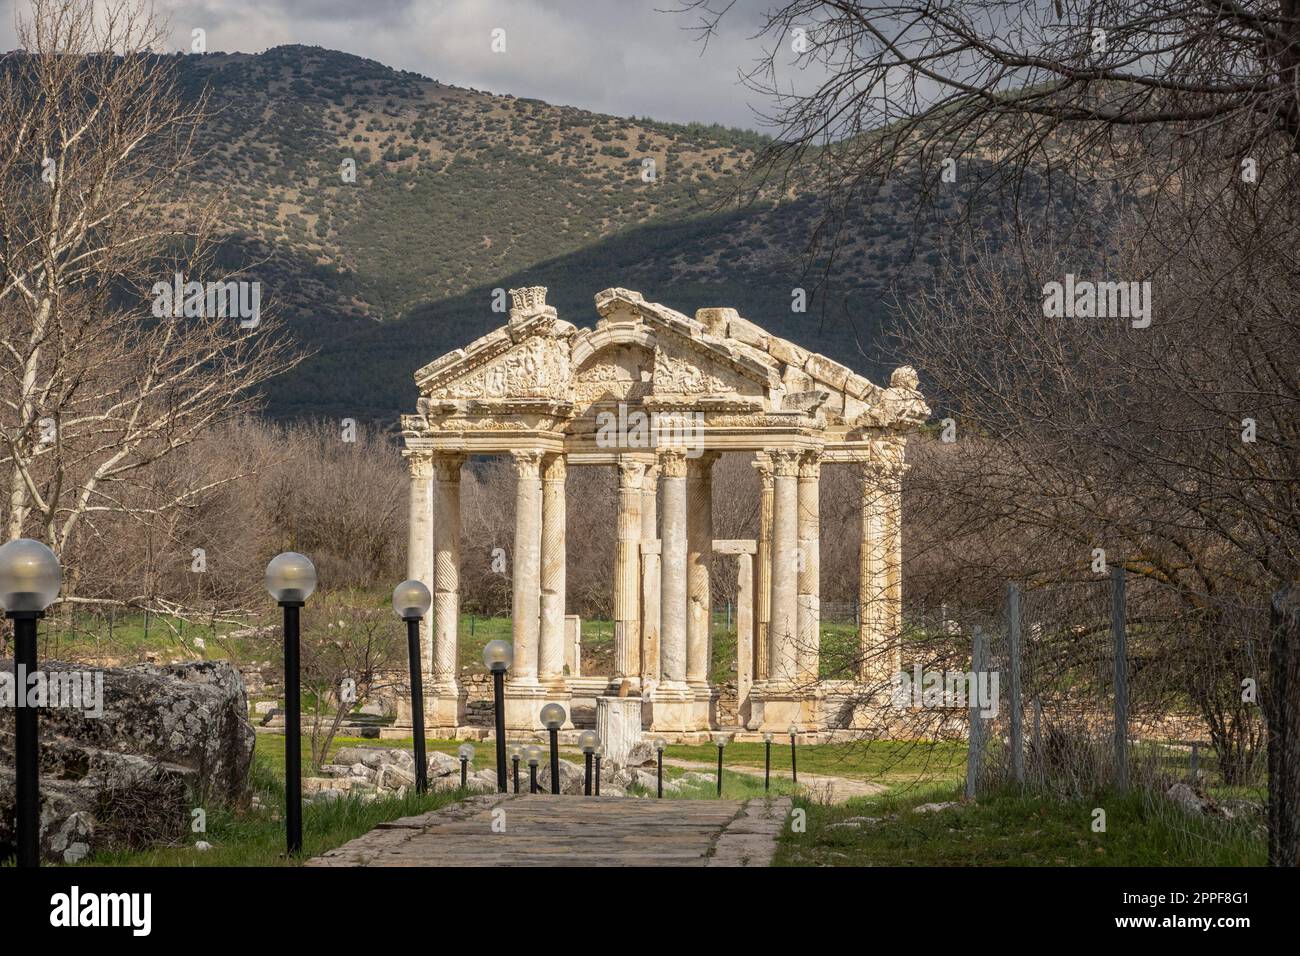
[426,333,572,402]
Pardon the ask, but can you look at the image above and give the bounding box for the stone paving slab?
[307,794,792,867]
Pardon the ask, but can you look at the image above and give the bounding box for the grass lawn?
[662,739,966,789]
[774,784,1266,866]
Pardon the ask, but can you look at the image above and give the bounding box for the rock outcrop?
[0,659,255,863]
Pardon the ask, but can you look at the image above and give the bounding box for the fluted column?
[613,458,645,686]
[538,454,567,688]
[753,455,773,682]
[858,459,903,684]
[426,452,462,728]
[686,452,717,687]
[511,451,543,685]
[404,449,435,692]
[658,451,689,686]
[640,464,661,683]
[768,450,800,686]
[796,451,821,684]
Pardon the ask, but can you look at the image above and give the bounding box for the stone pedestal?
[596,696,643,766]
[648,681,694,733]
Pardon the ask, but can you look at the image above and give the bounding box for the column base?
[504,680,573,731]
[752,682,824,733]
[647,681,695,732]
[688,681,718,731]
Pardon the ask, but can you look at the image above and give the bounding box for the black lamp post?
[509,743,523,794]
[392,580,432,794]
[266,551,317,856]
[482,640,513,793]
[715,735,728,798]
[0,538,62,868]
[789,724,799,785]
[654,737,666,799]
[526,745,542,793]
[593,746,603,796]
[764,732,773,792]
[540,703,566,794]
[458,744,474,788]
[579,731,600,796]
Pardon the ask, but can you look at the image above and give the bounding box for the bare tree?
[0,0,296,608]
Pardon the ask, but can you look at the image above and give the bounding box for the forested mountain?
[175,45,1019,422]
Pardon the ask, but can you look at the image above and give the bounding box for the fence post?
[1268,588,1299,867]
[1032,697,1043,782]
[1008,583,1023,784]
[1111,564,1129,793]
[966,625,986,800]
[1189,742,1199,784]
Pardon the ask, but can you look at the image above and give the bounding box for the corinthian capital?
[658,448,688,479]
[512,450,544,479]
[404,449,434,480]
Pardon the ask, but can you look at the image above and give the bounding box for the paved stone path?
[663,758,886,802]
[307,793,792,867]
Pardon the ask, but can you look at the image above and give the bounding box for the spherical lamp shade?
[509,743,524,761]
[458,744,475,762]
[526,745,542,766]
[482,639,514,673]
[764,732,773,743]
[265,552,317,604]
[593,745,604,759]
[715,734,729,748]
[539,702,566,730]
[654,737,667,752]
[391,579,431,620]
[578,730,600,754]
[789,724,799,736]
[0,538,61,614]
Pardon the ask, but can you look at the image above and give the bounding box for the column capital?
[658,448,689,479]
[542,453,567,482]
[798,449,823,480]
[770,449,802,477]
[642,462,660,486]
[752,452,774,485]
[686,450,720,477]
[404,448,435,479]
[432,453,466,482]
[617,457,647,488]
[512,450,544,479]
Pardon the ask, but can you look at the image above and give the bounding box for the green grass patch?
[774,785,1266,867]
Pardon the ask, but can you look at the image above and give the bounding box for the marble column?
[429,453,466,729]
[400,450,434,730]
[768,450,800,686]
[753,454,773,682]
[796,451,821,685]
[686,452,717,682]
[858,461,899,685]
[506,450,546,729]
[651,449,693,730]
[640,464,661,684]
[538,454,568,691]
[613,458,645,688]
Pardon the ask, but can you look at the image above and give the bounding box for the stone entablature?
[393,286,928,738]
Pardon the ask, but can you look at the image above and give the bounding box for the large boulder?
[536,758,586,795]
[0,659,255,863]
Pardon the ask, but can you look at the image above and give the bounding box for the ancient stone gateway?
[395,286,928,739]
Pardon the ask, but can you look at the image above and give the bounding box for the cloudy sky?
[0,0,812,131]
